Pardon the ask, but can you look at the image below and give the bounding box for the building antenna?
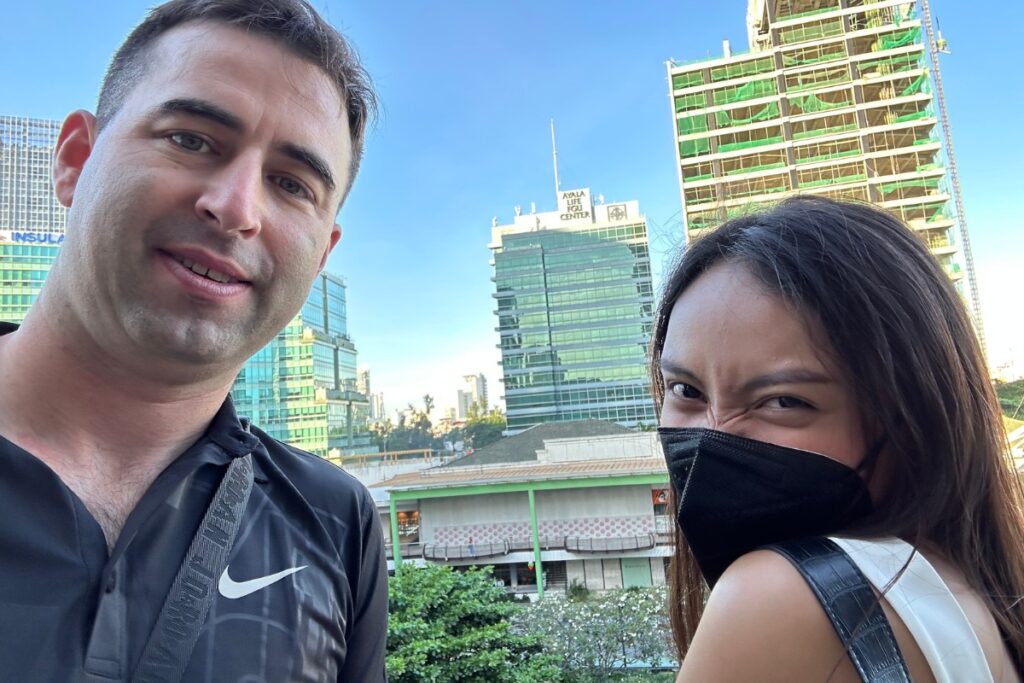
[550,119,561,195]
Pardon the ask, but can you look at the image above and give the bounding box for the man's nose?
[194,154,264,236]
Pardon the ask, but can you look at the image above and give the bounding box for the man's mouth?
[174,256,241,284]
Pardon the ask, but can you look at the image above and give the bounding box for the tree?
[369,418,395,451]
[423,393,435,417]
[513,586,676,682]
[387,564,560,683]
[996,379,1024,419]
[464,403,507,450]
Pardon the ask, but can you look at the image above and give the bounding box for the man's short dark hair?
[97,0,377,200]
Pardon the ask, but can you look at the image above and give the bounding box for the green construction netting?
[678,115,709,136]
[799,173,867,189]
[779,19,843,46]
[795,148,861,165]
[893,109,931,123]
[787,69,851,93]
[715,101,780,127]
[675,92,706,113]
[927,207,949,222]
[725,161,786,176]
[877,27,921,51]
[680,138,711,158]
[713,79,776,106]
[793,123,857,140]
[710,57,774,82]
[718,136,784,153]
[782,46,847,67]
[684,173,714,181]
[900,74,929,97]
[788,93,851,114]
[776,3,840,22]
[673,72,704,90]
[858,52,923,76]
[914,136,940,146]
[916,162,943,171]
[879,177,941,195]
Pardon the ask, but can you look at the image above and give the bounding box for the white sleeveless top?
[829,536,993,683]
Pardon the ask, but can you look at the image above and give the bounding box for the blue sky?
[2,1,1021,415]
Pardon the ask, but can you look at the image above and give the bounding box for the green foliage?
[387,564,561,683]
[464,402,507,449]
[513,586,677,682]
[567,578,591,602]
[996,380,1024,419]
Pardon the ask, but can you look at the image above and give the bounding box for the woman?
[651,196,1024,681]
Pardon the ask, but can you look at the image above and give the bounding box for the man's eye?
[275,176,310,199]
[669,383,703,400]
[168,132,208,152]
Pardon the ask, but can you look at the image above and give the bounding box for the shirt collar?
[204,395,269,483]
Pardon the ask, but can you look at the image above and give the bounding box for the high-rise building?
[456,373,488,419]
[371,392,386,422]
[666,1,978,318]
[490,187,656,435]
[232,271,371,456]
[0,115,67,323]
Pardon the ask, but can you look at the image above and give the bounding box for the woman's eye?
[764,396,812,409]
[168,132,208,152]
[669,383,703,400]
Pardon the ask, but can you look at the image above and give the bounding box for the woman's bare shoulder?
[676,549,861,683]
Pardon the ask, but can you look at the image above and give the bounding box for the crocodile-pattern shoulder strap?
[764,536,912,683]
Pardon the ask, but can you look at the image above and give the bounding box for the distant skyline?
[2,1,1021,415]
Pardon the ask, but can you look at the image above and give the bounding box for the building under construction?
[667,0,979,319]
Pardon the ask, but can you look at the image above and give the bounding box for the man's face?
[53,22,350,374]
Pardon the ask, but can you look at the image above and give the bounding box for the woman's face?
[658,260,868,469]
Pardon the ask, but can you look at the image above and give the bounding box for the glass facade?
[492,190,656,434]
[232,271,372,457]
[0,116,66,324]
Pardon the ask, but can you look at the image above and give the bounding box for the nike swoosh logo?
[218,565,307,599]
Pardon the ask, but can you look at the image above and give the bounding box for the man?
[0,1,387,681]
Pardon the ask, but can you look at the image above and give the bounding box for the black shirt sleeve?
[338,487,389,682]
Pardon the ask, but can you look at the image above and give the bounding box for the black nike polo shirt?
[0,394,388,682]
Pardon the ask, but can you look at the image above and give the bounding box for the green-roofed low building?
[373,420,670,599]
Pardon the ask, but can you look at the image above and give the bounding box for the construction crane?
[920,0,986,357]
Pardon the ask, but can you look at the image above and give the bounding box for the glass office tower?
[232,271,371,456]
[491,188,656,435]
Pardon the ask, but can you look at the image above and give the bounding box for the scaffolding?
[667,0,973,327]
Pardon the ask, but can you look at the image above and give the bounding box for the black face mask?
[659,427,874,587]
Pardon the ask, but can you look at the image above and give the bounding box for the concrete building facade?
[667,1,975,307]
[0,116,66,323]
[375,421,672,597]
[490,189,656,435]
[457,373,489,419]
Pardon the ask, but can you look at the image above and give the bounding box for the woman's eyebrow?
[740,369,834,393]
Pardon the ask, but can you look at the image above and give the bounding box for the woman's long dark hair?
[650,196,1024,672]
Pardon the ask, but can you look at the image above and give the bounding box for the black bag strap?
[132,452,255,683]
[764,537,912,683]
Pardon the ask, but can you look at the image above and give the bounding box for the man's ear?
[318,223,342,271]
[53,110,99,208]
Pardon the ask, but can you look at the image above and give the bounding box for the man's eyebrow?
[149,97,243,131]
[148,98,337,195]
[280,142,337,194]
